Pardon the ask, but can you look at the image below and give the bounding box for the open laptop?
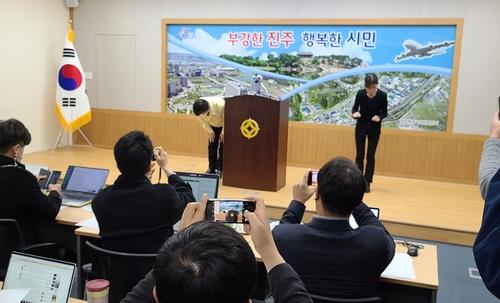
[2,252,76,303]
[349,207,380,229]
[176,171,220,201]
[60,165,109,207]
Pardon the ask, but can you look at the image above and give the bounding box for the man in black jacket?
[273,157,395,298]
[0,119,62,244]
[92,131,194,253]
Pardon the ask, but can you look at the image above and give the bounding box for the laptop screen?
[176,172,219,201]
[349,207,380,229]
[62,166,109,194]
[2,252,75,303]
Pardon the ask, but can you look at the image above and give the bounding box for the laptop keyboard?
[62,192,93,200]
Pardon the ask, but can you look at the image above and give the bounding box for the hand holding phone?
[243,197,286,272]
[179,193,208,230]
[45,171,61,189]
[292,171,317,204]
[48,183,62,193]
[37,168,51,188]
[205,199,256,224]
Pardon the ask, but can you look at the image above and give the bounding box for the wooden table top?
[70,208,438,290]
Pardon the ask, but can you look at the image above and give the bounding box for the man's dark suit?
[92,173,194,253]
[273,201,395,298]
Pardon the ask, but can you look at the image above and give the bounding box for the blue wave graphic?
[279,64,451,100]
[168,34,309,83]
[168,34,452,102]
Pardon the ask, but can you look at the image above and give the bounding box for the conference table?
[54,206,439,303]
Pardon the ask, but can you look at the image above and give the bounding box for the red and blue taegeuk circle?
[58,64,82,91]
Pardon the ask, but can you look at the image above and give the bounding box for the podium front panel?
[223,96,288,191]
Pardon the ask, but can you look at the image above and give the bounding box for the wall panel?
[77,108,485,184]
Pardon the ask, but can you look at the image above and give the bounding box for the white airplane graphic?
[395,39,455,61]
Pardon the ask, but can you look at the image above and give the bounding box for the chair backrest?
[85,241,157,303]
[0,219,26,278]
[311,294,381,303]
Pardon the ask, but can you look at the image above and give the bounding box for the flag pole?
[51,129,65,153]
[53,18,93,152]
[76,128,93,147]
[67,18,74,147]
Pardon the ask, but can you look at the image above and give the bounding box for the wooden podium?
[223,95,288,191]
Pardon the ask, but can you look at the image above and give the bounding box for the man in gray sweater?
[474,111,500,299]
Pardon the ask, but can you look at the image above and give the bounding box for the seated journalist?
[273,157,395,298]
[121,194,314,303]
[92,130,195,253]
[0,118,62,244]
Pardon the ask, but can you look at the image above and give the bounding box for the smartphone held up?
[307,170,318,186]
[205,199,256,224]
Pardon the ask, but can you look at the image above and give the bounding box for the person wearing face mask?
[0,118,62,244]
[192,97,225,176]
[351,73,388,193]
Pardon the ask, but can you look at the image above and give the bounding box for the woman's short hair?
[0,119,31,153]
[364,73,379,88]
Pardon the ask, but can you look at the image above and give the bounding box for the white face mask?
[14,144,24,162]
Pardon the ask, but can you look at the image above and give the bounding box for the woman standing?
[351,73,388,192]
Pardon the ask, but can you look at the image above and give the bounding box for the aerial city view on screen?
[166,24,456,131]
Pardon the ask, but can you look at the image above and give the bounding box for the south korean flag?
[55,24,91,132]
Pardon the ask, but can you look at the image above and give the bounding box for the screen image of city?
[166,24,457,132]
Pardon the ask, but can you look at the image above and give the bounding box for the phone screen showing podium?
[206,199,256,224]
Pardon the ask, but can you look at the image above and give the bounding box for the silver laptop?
[176,171,220,201]
[60,165,109,207]
[2,252,76,303]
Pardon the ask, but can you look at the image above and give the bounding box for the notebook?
[60,165,109,207]
[2,252,76,303]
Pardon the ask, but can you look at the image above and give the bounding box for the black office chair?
[85,241,157,303]
[311,294,381,303]
[0,219,76,279]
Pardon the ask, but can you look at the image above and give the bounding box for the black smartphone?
[307,170,318,186]
[44,170,62,189]
[205,199,256,224]
[498,96,500,118]
[38,168,51,188]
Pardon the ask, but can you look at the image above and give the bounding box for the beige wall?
[73,0,500,135]
[0,0,69,153]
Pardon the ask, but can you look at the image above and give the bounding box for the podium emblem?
[240,118,260,140]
